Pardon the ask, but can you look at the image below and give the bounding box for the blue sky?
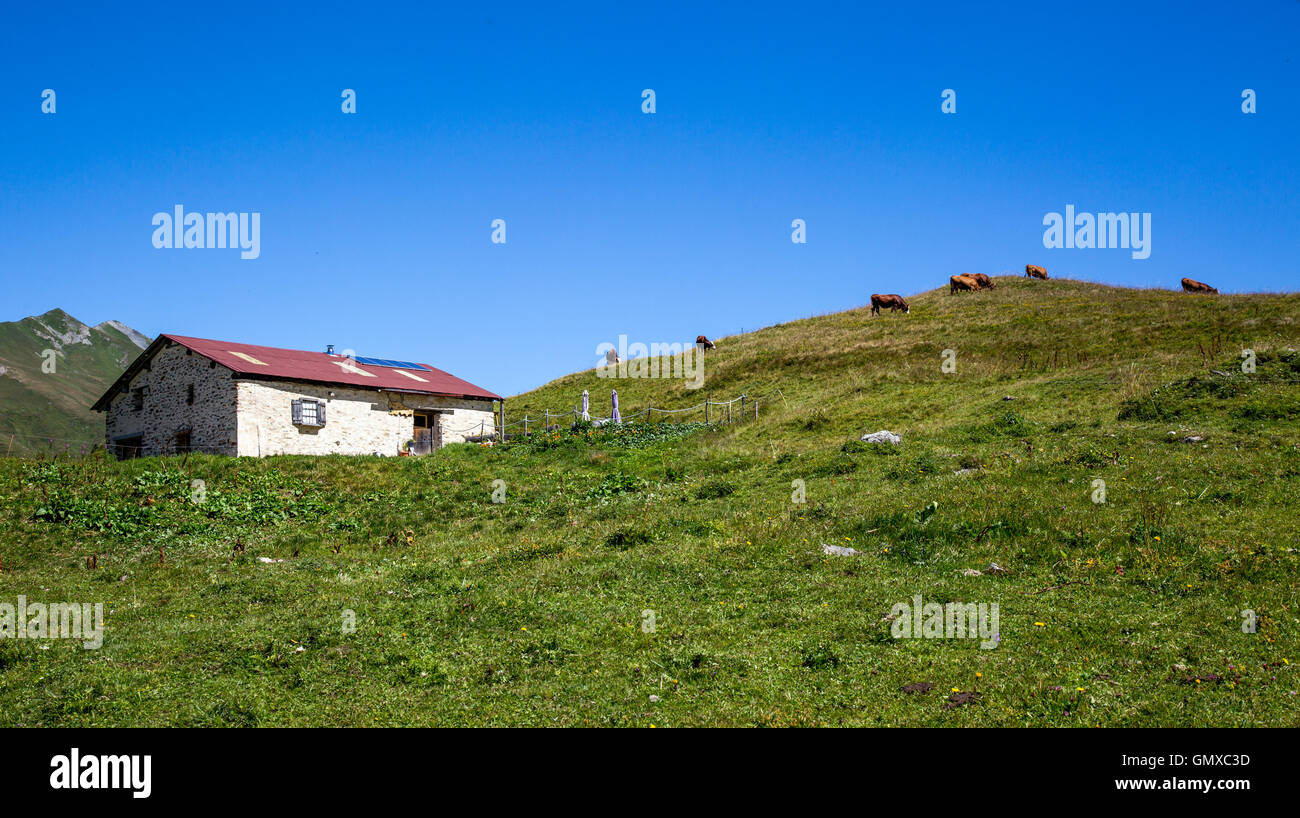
[2,1,1297,396]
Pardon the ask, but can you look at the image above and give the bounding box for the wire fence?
[0,430,237,461]
[485,389,781,443]
[1,388,783,458]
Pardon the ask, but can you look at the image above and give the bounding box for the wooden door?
[412,413,435,454]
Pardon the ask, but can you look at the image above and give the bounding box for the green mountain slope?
[509,276,1300,441]
[1,279,1297,727]
[0,309,149,455]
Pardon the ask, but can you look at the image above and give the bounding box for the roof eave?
[230,372,499,401]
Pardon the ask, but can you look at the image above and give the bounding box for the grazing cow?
[1181,277,1218,294]
[605,348,619,365]
[870,294,910,315]
[1025,264,1048,280]
[696,335,716,350]
[950,274,980,294]
[970,274,995,290]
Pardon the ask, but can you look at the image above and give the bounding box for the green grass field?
[1,277,1297,726]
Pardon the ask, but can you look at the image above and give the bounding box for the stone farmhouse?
[92,334,500,458]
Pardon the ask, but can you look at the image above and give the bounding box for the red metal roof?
[161,334,501,400]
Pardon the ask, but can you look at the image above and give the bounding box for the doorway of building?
[411,412,440,454]
[115,435,144,460]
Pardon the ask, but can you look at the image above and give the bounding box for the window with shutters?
[292,398,327,427]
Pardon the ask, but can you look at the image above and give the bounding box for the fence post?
[754,399,758,421]
[524,415,529,436]
[480,420,485,440]
[740,394,746,420]
[727,399,732,424]
[705,400,709,423]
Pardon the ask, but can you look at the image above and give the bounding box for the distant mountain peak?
[95,320,150,350]
[25,310,92,350]
[10,310,150,352]
[0,308,153,455]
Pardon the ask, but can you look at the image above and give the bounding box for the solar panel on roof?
[353,356,431,371]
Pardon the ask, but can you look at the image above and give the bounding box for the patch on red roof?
[162,334,500,400]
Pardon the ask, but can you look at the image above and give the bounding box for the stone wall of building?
[385,393,499,445]
[103,341,239,455]
[234,380,498,456]
[235,380,408,456]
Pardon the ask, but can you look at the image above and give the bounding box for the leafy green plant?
[584,471,647,501]
[695,479,737,499]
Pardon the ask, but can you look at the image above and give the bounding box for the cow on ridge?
[870,294,910,315]
[1181,277,1218,294]
[950,274,980,294]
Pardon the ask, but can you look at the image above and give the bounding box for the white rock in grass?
[961,568,983,576]
[861,430,901,445]
[822,544,859,556]
[256,556,284,564]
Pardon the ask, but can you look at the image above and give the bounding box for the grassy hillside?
[1,278,1297,727]
[0,309,149,456]
[509,277,1299,440]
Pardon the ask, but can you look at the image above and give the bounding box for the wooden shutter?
[291,398,303,424]
[316,401,326,426]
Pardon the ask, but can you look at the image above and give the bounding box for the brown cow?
[1181,277,1218,294]
[950,274,979,294]
[696,334,716,350]
[1025,265,1048,280]
[970,274,995,290]
[870,294,909,315]
[605,348,619,365]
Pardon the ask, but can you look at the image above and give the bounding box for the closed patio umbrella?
[611,389,621,424]
[581,390,590,421]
